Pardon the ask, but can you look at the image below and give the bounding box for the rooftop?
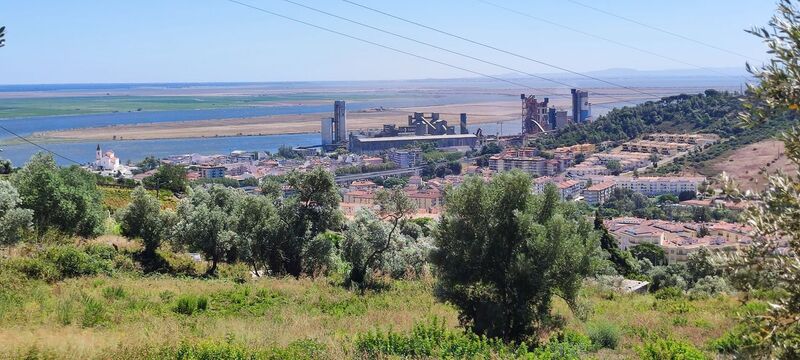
[355,134,476,143]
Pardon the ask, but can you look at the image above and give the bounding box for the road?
[334,166,424,184]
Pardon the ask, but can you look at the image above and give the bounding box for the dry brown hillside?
[710,139,798,193]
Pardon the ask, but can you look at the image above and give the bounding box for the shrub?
[173,294,208,315]
[158,249,199,276]
[354,318,585,359]
[217,262,250,283]
[654,286,684,300]
[102,285,126,300]
[103,339,328,360]
[588,322,620,350]
[41,245,112,279]
[3,257,59,282]
[81,295,106,327]
[55,299,75,326]
[687,276,730,299]
[83,243,117,261]
[639,337,708,360]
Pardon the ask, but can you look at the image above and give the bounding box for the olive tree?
[724,1,800,356]
[116,186,168,257]
[432,172,599,342]
[343,188,415,288]
[271,168,343,277]
[12,153,104,238]
[0,180,33,245]
[172,185,242,275]
[233,194,279,276]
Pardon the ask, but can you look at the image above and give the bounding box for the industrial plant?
[320,89,591,154]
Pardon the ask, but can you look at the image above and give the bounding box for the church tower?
[96,144,101,162]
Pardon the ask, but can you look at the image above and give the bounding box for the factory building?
[349,134,477,154]
[521,94,550,134]
[547,108,570,130]
[321,100,348,150]
[571,89,591,123]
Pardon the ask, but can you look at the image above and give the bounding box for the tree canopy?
[12,153,104,238]
[0,180,33,246]
[433,171,598,342]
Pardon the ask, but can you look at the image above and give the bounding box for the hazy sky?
[0,0,777,84]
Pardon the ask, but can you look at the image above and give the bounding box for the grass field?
[0,263,747,359]
[0,93,388,119]
[98,186,178,212]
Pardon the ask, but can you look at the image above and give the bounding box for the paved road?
[335,166,424,184]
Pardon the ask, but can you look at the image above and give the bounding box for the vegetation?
[433,173,599,342]
[173,185,242,275]
[12,153,105,238]
[333,162,396,176]
[722,1,800,357]
[598,187,738,222]
[342,188,415,289]
[142,163,188,194]
[0,180,33,246]
[116,186,174,258]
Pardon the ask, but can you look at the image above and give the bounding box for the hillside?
[0,263,746,359]
[709,139,799,192]
[539,90,744,149]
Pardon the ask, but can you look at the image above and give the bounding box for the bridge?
[334,166,423,184]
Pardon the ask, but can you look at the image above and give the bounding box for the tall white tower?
[321,118,334,146]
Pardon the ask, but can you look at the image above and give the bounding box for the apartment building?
[585,175,704,196]
[604,217,752,263]
[644,133,719,146]
[198,165,226,179]
[583,181,616,205]
[621,140,690,155]
[489,148,572,177]
[388,149,421,168]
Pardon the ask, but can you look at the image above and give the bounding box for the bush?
[103,339,328,360]
[158,249,199,276]
[102,285,126,300]
[41,245,113,279]
[81,295,106,327]
[173,294,208,315]
[654,287,684,300]
[687,276,730,299]
[3,257,59,282]
[588,322,620,350]
[354,317,586,359]
[639,337,708,360]
[217,263,250,283]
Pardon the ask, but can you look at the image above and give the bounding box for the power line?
[476,0,748,81]
[565,0,760,63]
[339,0,665,100]
[223,0,631,111]
[278,0,643,107]
[279,0,574,93]
[0,125,82,165]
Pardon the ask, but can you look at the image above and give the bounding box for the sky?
[0,0,778,84]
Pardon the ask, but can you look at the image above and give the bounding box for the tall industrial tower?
[334,100,347,143]
[520,94,549,134]
[571,89,591,123]
[321,100,348,148]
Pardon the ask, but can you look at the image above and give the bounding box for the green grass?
[0,92,408,119]
[0,267,746,359]
[98,185,178,211]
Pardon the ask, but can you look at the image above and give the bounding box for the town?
[2,1,798,359]
[87,91,764,265]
